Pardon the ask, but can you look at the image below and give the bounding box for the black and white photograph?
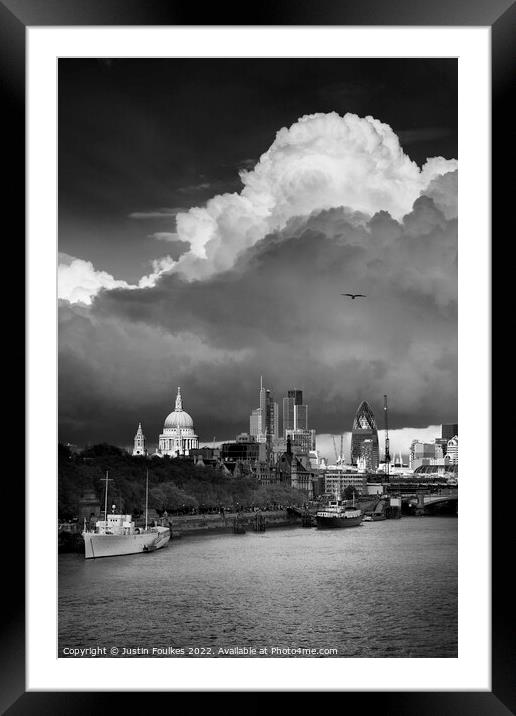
[56,56,461,661]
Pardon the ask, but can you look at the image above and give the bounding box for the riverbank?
[166,510,298,537]
[59,498,386,551]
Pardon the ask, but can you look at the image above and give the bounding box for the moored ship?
[82,514,170,559]
[82,470,170,559]
[316,498,363,529]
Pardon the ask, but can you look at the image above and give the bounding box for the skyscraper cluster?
[249,380,315,458]
[131,380,458,494]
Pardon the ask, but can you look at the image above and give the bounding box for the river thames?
[58,516,457,658]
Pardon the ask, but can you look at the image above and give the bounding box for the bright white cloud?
[137,256,177,289]
[59,112,457,303]
[58,259,133,306]
[173,112,457,279]
[58,256,177,304]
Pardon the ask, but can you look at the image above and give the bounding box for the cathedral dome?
[164,410,194,429]
[163,387,194,429]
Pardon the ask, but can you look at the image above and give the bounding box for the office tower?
[351,401,379,469]
[360,439,375,472]
[283,396,295,433]
[264,390,279,440]
[251,378,278,443]
[250,408,262,439]
[283,389,308,434]
[288,390,303,405]
[259,377,266,437]
[294,403,308,430]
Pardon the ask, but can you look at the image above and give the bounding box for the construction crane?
[340,435,344,466]
[383,394,391,480]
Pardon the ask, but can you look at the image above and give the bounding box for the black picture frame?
[4,0,508,711]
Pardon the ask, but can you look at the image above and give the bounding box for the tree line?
[58,443,305,520]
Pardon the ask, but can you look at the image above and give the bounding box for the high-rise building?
[294,403,308,430]
[282,396,295,433]
[351,401,379,469]
[283,389,304,435]
[282,389,308,433]
[281,388,312,455]
[358,438,376,472]
[442,424,458,441]
[259,377,267,436]
[288,389,303,405]
[249,408,261,439]
[250,378,278,444]
[265,389,279,440]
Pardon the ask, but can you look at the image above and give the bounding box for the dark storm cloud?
[128,208,185,220]
[397,127,453,145]
[59,173,457,446]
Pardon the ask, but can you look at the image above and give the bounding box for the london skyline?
[58,58,458,450]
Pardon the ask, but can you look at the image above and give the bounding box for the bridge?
[400,489,458,515]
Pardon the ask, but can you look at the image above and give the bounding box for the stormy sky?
[58,59,458,457]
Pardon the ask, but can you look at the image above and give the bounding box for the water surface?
[59,517,457,657]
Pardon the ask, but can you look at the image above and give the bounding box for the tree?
[81,443,126,458]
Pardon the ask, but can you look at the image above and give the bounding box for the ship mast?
[103,470,110,525]
[145,469,149,531]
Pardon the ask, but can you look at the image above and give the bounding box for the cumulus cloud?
[58,258,133,306]
[137,256,177,289]
[421,169,457,220]
[58,255,179,305]
[171,112,456,280]
[59,112,456,303]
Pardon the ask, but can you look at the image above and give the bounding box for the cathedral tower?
[132,422,147,456]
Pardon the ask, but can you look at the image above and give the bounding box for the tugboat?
[315,496,363,529]
[82,471,170,559]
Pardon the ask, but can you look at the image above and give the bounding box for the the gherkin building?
[351,401,379,469]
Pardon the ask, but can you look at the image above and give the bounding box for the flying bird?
[341,293,367,300]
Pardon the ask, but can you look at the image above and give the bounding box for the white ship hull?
[82,526,170,559]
